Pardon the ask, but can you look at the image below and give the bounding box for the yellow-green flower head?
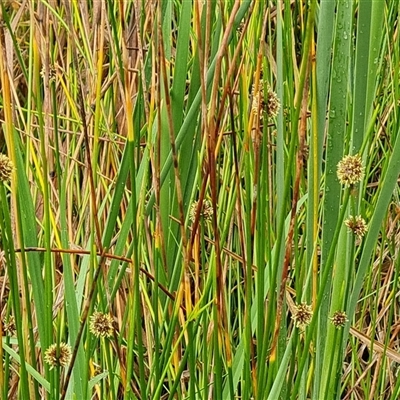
[251,82,280,119]
[189,199,213,223]
[0,154,14,182]
[344,215,368,237]
[337,154,364,186]
[266,87,281,118]
[2,316,16,336]
[44,342,72,369]
[89,311,114,338]
[291,302,313,328]
[330,311,348,328]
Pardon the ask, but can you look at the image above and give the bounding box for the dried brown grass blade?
[349,326,400,363]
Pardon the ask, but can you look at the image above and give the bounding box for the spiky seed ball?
[330,311,348,328]
[0,154,14,182]
[44,342,72,369]
[292,302,313,328]
[345,215,368,237]
[2,316,16,336]
[202,200,213,221]
[266,87,281,118]
[337,154,364,186]
[344,215,368,237]
[189,199,213,223]
[89,312,114,338]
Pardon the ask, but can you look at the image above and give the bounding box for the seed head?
[2,316,16,336]
[44,342,72,369]
[89,311,114,338]
[189,199,213,223]
[344,215,368,237]
[40,65,57,82]
[337,154,364,186]
[251,83,280,119]
[266,87,281,118]
[292,302,313,329]
[0,154,14,182]
[330,311,348,328]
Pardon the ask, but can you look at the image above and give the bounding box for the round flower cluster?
[0,154,14,182]
[330,311,348,328]
[44,342,72,369]
[251,83,281,119]
[292,302,313,329]
[189,199,213,223]
[337,154,364,186]
[344,215,368,237]
[266,87,281,118]
[2,316,16,336]
[89,311,114,338]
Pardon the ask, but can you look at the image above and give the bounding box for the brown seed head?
[44,342,72,369]
[330,311,348,328]
[2,315,16,336]
[344,215,368,237]
[189,199,213,223]
[266,87,281,118]
[89,312,114,338]
[292,302,313,328]
[0,154,14,182]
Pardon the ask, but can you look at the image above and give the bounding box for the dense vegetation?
[0,1,399,399]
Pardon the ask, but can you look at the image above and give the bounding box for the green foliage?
[0,1,399,399]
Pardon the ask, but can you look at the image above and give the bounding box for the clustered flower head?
[251,82,280,119]
[0,154,14,182]
[266,86,281,118]
[40,65,57,82]
[292,302,313,328]
[44,342,72,369]
[345,215,368,237]
[2,316,16,336]
[337,154,364,186]
[89,311,114,338]
[330,311,348,328]
[189,199,213,223]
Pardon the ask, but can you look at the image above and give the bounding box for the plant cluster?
[0,1,399,400]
